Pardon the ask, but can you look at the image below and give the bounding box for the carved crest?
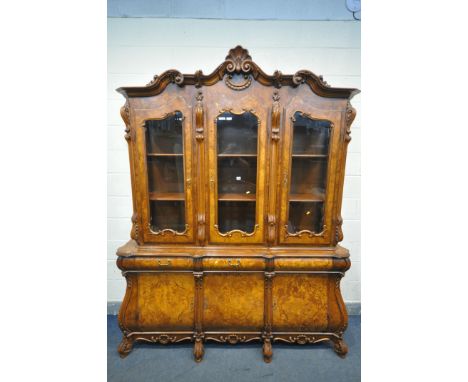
[117,45,360,99]
[225,45,253,74]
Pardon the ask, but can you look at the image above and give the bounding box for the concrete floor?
[108,315,360,382]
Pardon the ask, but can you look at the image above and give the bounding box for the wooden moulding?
[117,46,360,100]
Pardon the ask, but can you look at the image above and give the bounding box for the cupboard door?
[207,105,267,244]
[134,100,195,243]
[279,108,340,245]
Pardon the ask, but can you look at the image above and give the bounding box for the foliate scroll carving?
[267,214,276,244]
[345,101,356,143]
[335,216,344,243]
[138,334,178,345]
[194,70,203,88]
[271,92,281,141]
[197,213,205,243]
[195,91,204,141]
[149,223,189,236]
[146,70,184,87]
[225,45,253,74]
[225,74,252,91]
[293,70,329,88]
[205,334,260,344]
[120,103,132,141]
[284,224,328,238]
[224,46,255,90]
[273,70,283,88]
[119,46,359,99]
[130,213,139,241]
[283,335,330,345]
[214,224,259,238]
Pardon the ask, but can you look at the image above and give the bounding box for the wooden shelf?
[289,193,325,202]
[147,153,183,157]
[218,193,256,201]
[218,153,257,157]
[292,154,328,158]
[149,192,185,201]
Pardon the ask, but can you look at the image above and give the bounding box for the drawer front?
[119,256,194,271]
[203,257,265,271]
[274,257,333,272]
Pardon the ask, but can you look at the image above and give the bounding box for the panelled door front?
[278,96,342,245]
[206,94,268,244]
[133,95,195,243]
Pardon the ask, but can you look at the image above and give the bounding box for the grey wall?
[108,0,359,20]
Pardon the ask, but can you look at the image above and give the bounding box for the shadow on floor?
[108,315,360,382]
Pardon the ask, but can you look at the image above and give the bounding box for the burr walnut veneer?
[115,46,359,362]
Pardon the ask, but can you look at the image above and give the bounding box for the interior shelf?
[289,193,325,202]
[291,154,328,158]
[218,153,257,157]
[149,192,185,201]
[147,153,183,157]
[218,193,256,201]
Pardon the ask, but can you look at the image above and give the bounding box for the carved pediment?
[117,45,360,99]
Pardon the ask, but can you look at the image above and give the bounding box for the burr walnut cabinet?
[115,46,359,362]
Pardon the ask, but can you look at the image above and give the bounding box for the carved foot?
[263,338,273,363]
[193,338,204,363]
[332,338,348,358]
[118,336,134,358]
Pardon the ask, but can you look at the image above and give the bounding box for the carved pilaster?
[193,268,204,337]
[271,92,280,141]
[195,91,204,141]
[197,213,205,244]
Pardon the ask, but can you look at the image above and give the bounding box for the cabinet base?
[117,332,348,362]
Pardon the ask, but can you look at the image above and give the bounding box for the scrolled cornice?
[117,45,360,99]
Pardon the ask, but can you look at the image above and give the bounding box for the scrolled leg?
[193,337,204,363]
[263,338,273,363]
[118,336,134,358]
[332,337,348,358]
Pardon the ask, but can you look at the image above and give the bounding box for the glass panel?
[287,202,325,233]
[217,112,258,154]
[218,201,256,233]
[147,157,184,194]
[145,111,186,232]
[146,113,184,154]
[149,201,186,232]
[217,157,257,194]
[216,111,258,234]
[287,112,331,234]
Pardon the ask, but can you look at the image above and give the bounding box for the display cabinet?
[115,46,359,362]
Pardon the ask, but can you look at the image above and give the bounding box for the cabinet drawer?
[274,258,333,271]
[119,256,194,271]
[203,257,265,271]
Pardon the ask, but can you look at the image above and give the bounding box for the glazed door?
[278,103,341,245]
[207,102,267,244]
[133,98,195,243]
